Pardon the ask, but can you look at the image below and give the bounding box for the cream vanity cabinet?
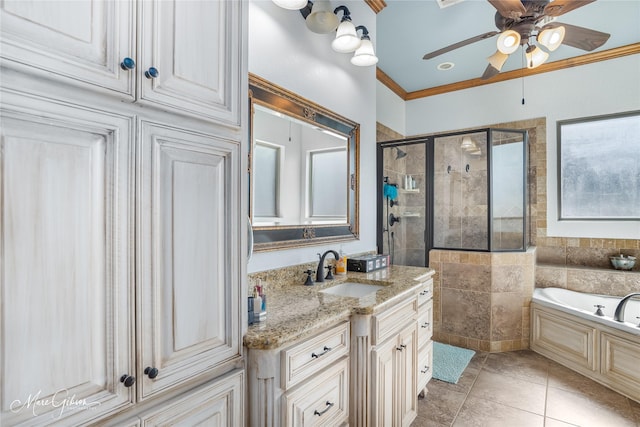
[0,0,242,125]
[416,279,434,397]
[0,0,246,425]
[369,297,419,427]
[247,321,351,427]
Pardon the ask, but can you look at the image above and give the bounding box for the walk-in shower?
[378,128,530,266]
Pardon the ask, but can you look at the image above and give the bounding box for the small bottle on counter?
[336,250,347,275]
[253,286,262,322]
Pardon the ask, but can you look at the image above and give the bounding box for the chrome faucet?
[316,250,339,283]
[613,293,640,322]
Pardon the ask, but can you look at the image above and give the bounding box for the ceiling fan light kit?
[487,50,509,71]
[497,29,521,54]
[525,44,549,68]
[422,0,610,79]
[272,0,378,66]
[537,25,566,51]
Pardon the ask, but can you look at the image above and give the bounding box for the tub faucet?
[316,250,339,283]
[613,293,640,322]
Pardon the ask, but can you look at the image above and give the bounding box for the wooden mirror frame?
[249,73,360,252]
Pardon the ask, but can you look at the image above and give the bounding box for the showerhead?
[395,147,407,159]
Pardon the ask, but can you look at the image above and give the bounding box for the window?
[308,148,347,219]
[253,141,282,218]
[558,111,640,220]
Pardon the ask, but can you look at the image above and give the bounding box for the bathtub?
[532,287,640,336]
[531,287,640,402]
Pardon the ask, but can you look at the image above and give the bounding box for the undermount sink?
[320,282,385,298]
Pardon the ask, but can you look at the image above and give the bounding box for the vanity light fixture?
[331,6,361,53]
[272,0,308,10]
[351,25,378,66]
[304,0,339,33]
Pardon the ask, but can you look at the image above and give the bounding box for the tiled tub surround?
[429,248,536,352]
[536,263,640,297]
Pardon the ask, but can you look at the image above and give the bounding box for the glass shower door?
[381,142,427,266]
[433,131,489,250]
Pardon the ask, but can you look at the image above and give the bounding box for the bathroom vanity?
[244,266,434,427]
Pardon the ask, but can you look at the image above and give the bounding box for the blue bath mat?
[432,342,475,384]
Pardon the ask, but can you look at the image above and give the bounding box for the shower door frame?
[377,128,529,266]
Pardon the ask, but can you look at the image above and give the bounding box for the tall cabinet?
[0,1,247,426]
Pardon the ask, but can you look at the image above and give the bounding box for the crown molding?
[365,0,387,13]
[377,43,640,101]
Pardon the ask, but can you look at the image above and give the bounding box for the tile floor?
[412,349,640,427]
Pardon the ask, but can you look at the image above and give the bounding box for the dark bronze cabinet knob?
[144,367,159,379]
[120,374,135,387]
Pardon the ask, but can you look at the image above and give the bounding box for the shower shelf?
[400,188,420,193]
[402,212,421,218]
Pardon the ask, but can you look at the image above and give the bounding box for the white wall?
[401,54,640,239]
[376,80,405,135]
[248,0,377,272]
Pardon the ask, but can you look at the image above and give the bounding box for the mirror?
[249,73,360,252]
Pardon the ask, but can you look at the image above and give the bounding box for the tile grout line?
[449,352,490,426]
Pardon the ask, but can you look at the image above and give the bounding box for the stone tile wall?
[429,248,536,352]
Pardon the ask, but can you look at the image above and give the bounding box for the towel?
[383,183,398,200]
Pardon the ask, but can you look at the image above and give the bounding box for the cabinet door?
[0,95,134,425]
[139,0,243,125]
[0,0,135,96]
[140,370,244,426]
[397,324,418,427]
[138,121,241,399]
[371,337,396,427]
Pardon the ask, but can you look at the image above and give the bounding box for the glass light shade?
[487,50,509,71]
[461,136,476,151]
[331,20,361,53]
[350,39,378,66]
[525,45,549,69]
[537,26,565,51]
[272,0,308,10]
[496,30,521,54]
[305,0,339,34]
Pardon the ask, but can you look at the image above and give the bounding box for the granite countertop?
[243,265,435,350]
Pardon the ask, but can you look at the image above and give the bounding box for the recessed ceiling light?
[437,62,455,71]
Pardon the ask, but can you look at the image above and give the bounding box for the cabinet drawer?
[417,299,433,348]
[283,357,349,427]
[372,297,418,345]
[417,341,433,393]
[417,279,433,306]
[282,322,350,390]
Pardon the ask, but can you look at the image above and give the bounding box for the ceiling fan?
[423,0,611,79]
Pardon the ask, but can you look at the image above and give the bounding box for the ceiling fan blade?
[544,22,610,51]
[543,0,596,17]
[423,31,500,60]
[488,0,526,19]
[481,64,501,80]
